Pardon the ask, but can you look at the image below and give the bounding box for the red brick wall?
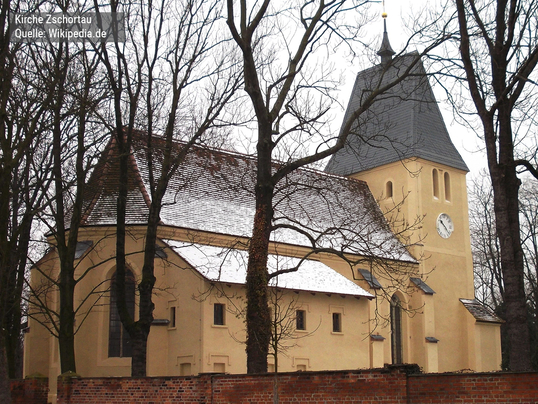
[210,367,410,404]
[56,367,413,404]
[52,366,538,404]
[56,375,207,404]
[10,377,49,404]
[408,372,538,404]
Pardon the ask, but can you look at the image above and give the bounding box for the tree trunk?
[246,126,274,374]
[0,285,9,392]
[130,203,159,377]
[5,296,22,379]
[58,271,76,373]
[130,326,149,377]
[489,114,531,371]
[5,216,31,379]
[114,130,139,374]
[246,201,272,373]
[491,173,530,370]
[455,0,534,369]
[0,338,11,404]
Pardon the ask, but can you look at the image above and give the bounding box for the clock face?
[436,213,454,239]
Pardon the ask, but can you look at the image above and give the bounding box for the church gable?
[80,136,151,226]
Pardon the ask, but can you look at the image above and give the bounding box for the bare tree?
[446,0,538,371]
[226,0,447,373]
[520,180,538,369]
[93,0,241,376]
[0,0,65,398]
[29,35,109,374]
[469,172,503,311]
[0,4,30,399]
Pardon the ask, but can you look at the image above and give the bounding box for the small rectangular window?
[296,310,306,330]
[332,312,342,333]
[169,306,176,328]
[214,303,225,325]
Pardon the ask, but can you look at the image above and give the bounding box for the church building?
[24,16,502,400]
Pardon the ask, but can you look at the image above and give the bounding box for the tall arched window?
[390,294,403,364]
[444,172,451,202]
[385,181,393,199]
[109,269,135,358]
[432,169,439,199]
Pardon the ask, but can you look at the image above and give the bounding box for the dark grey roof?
[410,277,435,295]
[324,53,469,176]
[359,268,382,289]
[460,299,504,323]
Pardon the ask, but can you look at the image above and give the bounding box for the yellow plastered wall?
[25,226,377,379]
[477,322,502,371]
[351,158,499,372]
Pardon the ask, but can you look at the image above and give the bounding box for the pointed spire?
[377,11,395,65]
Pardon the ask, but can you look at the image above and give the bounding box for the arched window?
[390,294,403,364]
[385,181,393,199]
[109,269,135,358]
[432,169,439,199]
[444,172,451,202]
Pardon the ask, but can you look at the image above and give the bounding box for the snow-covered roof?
[80,134,416,263]
[164,240,373,298]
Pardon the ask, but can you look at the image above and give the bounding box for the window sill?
[211,324,228,329]
[331,331,344,335]
[98,357,132,367]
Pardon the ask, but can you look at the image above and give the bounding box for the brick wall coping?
[60,364,416,382]
[407,370,538,377]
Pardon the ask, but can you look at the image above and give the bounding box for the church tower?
[325,13,502,372]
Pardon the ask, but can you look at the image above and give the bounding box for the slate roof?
[460,299,504,323]
[410,277,435,295]
[358,268,382,289]
[80,133,416,263]
[324,53,469,176]
[164,240,373,298]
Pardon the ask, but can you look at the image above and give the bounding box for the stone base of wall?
[13,365,538,404]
